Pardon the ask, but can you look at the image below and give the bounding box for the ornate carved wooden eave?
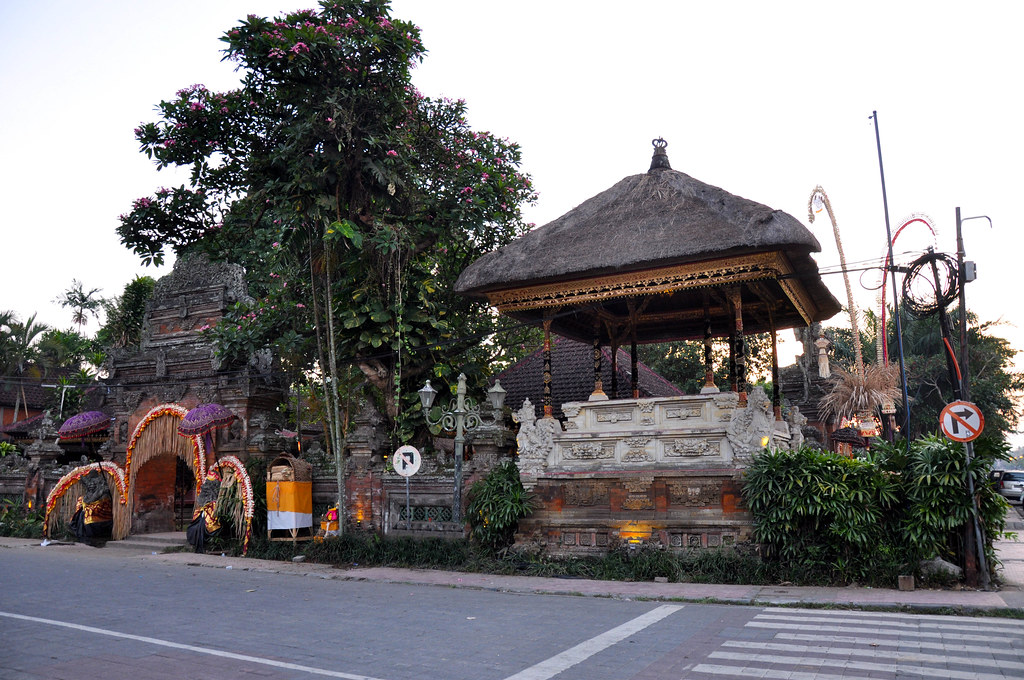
[486,251,821,345]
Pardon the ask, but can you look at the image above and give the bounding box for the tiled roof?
[493,335,684,420]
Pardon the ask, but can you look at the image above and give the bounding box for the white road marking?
[710,650,1011,680]
[745,620,1018,643]
[755,612,1024,635]
[0,610,388,680]
[501,604,683,680]
[775,632,1024,657]
[722,640,1024,672]
[691,664,876,680]
[774,607,1024,629]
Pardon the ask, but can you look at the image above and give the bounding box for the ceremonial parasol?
[177,403,236,464]
[58,411,112,440]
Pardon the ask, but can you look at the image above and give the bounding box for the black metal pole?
[956,207,993,588]
[871,111,912,449]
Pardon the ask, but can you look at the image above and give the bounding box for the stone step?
[104,532,188,552]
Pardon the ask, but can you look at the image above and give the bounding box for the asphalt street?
[2,541,1023,680]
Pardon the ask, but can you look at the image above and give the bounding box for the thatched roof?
[455,142,840,344]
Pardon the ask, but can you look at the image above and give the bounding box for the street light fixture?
[419,374,506,524]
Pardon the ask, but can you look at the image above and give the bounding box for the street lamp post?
[419,374,507,525]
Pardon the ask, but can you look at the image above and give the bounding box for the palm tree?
[56,279,103,330]
[8,313,48,422]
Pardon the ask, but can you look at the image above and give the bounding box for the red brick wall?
[132,454,177,533]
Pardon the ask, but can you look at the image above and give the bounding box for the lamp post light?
[419,375,507,524]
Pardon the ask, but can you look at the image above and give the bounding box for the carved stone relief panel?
[621,475,654,510]
[564,442,615,460]
[664,438,717,458]
[596,410,633,425]
[668,479,722,507]
[665,405,703,420]
[622,436,653,463]
[636,400,655,426]
[563,482,611,507]
[561,404,582,431]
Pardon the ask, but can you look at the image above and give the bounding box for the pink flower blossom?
[296,303,306,308]
[387,150,398,157]
[272,242,280,248]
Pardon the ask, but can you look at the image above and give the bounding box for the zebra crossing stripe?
[744,620,1018,643]
[774,632,1024,657]
[721,640,1024,673]
[690,663,874,680]
[708,650,1011,680]
[755,612,1024,635]
[774,607,1024,629]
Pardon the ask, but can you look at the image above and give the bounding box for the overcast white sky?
[2,2,1022,436]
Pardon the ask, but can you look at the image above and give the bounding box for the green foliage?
[639,333,776,393]
[54,279,103,330]
[745,438,1012,584]
[466,460,533,550]
[35,329,93,373]
[827,309,1022,443]
[0,442,18,456]
[0,499,45,538]
[95,276,156,351]
[117,1,537,453]
[743,446,902,583]
[872,435,1010,572]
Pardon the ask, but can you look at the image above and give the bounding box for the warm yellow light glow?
[760,436,770,447]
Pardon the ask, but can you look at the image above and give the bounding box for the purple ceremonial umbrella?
[178,403,236,463]
[58,411,112,440]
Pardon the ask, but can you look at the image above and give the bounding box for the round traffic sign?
[392,445,421,477]
[939,400,985,443]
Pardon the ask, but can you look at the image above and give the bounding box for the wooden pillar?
[728,286,747,407]
[542,318,554,418]
[770,307,781,420]
[728,330,737,393]
[702,292,717,393]
[630,335,639,399]
[610,339,619,399]
[591,325,606,400]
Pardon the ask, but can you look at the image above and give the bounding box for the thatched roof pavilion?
[456,140,840,344]
[456,139,840,415]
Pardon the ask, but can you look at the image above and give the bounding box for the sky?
[1,2,1022,436]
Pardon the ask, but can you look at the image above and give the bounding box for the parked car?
[997,470,1024,503]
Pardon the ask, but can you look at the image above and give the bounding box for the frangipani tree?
[117,1,538,526]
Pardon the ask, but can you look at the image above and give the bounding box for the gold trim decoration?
[487,252,815,323]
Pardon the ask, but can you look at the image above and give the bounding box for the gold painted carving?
[488,253,788,312]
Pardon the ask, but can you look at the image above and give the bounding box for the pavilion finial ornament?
[649,137,671,171]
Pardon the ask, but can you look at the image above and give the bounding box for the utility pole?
[955,207,993,589]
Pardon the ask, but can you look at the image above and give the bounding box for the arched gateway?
[45,403,255,552]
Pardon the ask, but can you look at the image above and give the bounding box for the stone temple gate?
[455,140,841,554]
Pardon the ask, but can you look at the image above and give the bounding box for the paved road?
[2,544,1023,680]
